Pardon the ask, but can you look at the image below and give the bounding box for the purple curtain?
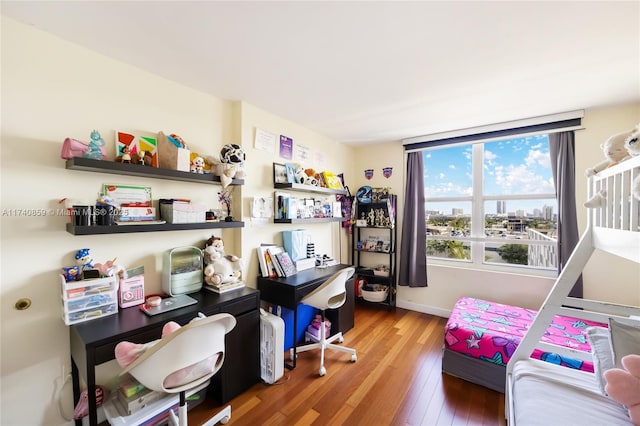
[399,152,427,287]
[549,131,583,297]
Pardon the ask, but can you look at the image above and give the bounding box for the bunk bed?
[506,154,640,425]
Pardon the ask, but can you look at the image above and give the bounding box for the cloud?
[525,149,550,168]
[493,163,554,194]
[449,164,456,169]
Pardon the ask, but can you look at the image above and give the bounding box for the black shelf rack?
[274,182,348,196]
[64,157,245,235]
[65,157,245,185]
[66,220,245,235]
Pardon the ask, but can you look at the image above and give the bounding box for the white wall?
[0,18,354,425]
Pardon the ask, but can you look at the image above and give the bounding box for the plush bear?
[202,237,242,286]
[624,124,640,158]
[585,129,634,178]
[604,354,640,425]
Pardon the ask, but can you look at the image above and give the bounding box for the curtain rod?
[402,109,584,146]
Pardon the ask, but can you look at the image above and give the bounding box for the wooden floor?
[190,304,506,426]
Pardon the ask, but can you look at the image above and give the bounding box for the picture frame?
[285,162,297,183]
[273,162,288,184]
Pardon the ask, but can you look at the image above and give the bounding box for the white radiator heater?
[260,308,284,384]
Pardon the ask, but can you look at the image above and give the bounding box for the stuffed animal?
[206,144,246,188]
[190,156,205,174]
[585,128,635,177]
[75,248,94,271]
[202,237,242,286]
[73,385,108,420]
[304,168,319,186]
[604,354,640,425]
[625,124,640,158]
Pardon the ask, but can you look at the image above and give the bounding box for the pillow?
[586,326,615,395]
[609,318,640,369]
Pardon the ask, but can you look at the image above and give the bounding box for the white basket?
[360,284,388,303]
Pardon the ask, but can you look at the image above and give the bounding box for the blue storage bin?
[269,304,318,350]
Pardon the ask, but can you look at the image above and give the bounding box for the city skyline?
[423,135,556,214]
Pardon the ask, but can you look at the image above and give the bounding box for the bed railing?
[588,155,640,263]
[505,155,640,424]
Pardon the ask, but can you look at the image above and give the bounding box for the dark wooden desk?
[69,287,260,426]
[257,264,354,369]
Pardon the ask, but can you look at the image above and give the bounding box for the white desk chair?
[120,313,236,426]
[295,267,357,376]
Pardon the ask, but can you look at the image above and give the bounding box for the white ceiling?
[2,1,639,146]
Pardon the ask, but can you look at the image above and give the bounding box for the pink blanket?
[445,297,604,372]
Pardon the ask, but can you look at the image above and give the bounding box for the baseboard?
[396,300,450,318]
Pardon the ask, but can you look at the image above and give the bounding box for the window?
[423,134,557,275]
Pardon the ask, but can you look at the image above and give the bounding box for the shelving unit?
[64,157,244,235]
[352,194,397,308]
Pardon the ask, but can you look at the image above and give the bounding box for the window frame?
[423,139,558,278]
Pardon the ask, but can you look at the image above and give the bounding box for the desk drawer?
[223,294,259,317]
[94,328,161,365]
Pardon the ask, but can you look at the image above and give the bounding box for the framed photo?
[285,163,297,183]
[273,163,288,184]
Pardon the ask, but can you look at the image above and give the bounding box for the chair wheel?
[351,354,357,362]
[319,366,326,376]
[338,336,344,343]
[221,416,230,424]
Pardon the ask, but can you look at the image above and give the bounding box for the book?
[267,246,285,277]
[322,171,343,189]
[256,245,275,278]
[274,252,297,277]
[204,281,245,294]
[264,250,278,278]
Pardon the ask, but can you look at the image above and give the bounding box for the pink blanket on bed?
[445,297,604,372]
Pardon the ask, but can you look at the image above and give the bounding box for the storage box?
[59,275,118,325]
[118,207,156,222]
[295,257,316,272]
[160,202,206,224]
[269,304,319,351]
[157,131,191,172]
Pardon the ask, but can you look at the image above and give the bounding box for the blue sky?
[423,135,556,215]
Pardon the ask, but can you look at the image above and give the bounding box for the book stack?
[257,245,298,278]
[205,280,245,294]
[115,375,166,416]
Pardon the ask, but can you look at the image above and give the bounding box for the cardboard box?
[157,131,190,172]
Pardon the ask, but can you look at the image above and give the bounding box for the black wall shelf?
[274,182,347,195]
[65,157,244,185]
[273,217,347,224]
[67,221,245,235]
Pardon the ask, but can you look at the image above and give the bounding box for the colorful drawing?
[116,131,159,167]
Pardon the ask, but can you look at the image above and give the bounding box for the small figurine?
[191,156,205,174]
[83,130,106,160]
[75,248,94,271]
[121,146,131,163]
